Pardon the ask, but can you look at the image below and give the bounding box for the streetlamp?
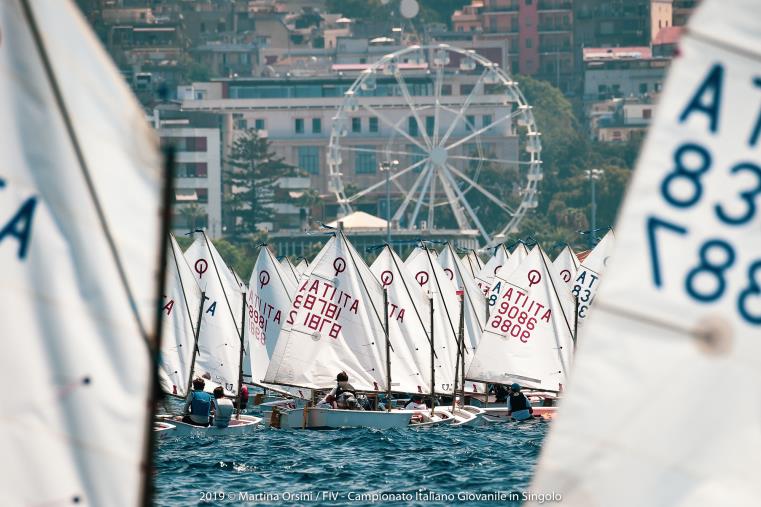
[380,159,399,244]
[584,169,604,248]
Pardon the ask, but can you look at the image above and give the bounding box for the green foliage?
[512,75,642,251]
[225,129,295,240]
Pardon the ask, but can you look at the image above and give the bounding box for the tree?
[225,129,295,241]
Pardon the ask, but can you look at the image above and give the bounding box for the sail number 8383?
[647,142,761,325]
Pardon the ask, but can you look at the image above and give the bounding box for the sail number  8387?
[646,142,761,325]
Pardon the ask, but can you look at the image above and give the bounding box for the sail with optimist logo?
[159,235,203,398]
[184,232,244,396]
[474,244,510,296]
[264,233,390,391]
[530,1,761,503]
[438,243,486,354]
[553,245,580,290]
[0,0,167,504]
[467,246,575,392]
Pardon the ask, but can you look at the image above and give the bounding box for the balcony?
[482,1,519,13]
[537,23,572,32]
[538,0,572,10]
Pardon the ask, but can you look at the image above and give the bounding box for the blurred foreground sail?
[0,0,165,505]
[530,1,761,505]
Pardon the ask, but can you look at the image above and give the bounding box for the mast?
[384,287,391,412]
[459,291,466,406]
[182,291,206,414]
[429,296,435,417]
[236,292,246,419]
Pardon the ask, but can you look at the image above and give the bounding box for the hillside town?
[76,0,699,258]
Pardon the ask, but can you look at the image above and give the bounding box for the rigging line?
[422,246,466,355]
[387,246,438,357]
[537,247,573,375]
[265,246,296,301]
[19,0,152,346]
[201,231,243,341]
[283,256,299,282]
[446,243,484,334]
[340,232,393,353]
[169,234,197,334]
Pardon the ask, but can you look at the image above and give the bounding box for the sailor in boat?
[318,371,360,410]
[507,383,534,421]
[211,386,235,429]
[182,377,214,427]
[233,384,248,411]
[404,394,428,410]
[492,383,509,403]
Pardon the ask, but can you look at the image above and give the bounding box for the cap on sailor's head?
[511,383,521,391]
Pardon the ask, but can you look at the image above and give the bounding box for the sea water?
[154,419,549,506]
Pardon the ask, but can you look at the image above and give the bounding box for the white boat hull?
[268,407,412,429]
[433,406,482,426]
[403,409,454,427]
[156,414,262,435]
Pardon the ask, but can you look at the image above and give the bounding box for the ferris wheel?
[327,44,542,246]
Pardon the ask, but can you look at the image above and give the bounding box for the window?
[295,118,304,134]
[425,116,435,136]
[525,38,533,49]
[355,145,376,174]
[234,114,247,130]
[460,84,474,95]
[407,144,426,172]
[483,115,492,131]
[176,162,208,178]
[441,84,452,96]
[466,115,476,131]
[161,136,207,152]
[639,83,648,94]
[408,116,418,136]
[525,0,532,4]
[255,119,265,130]
[643,109,652,119]
[352,117,362,133]
[196,188,208,203]
[312,118,322,134]
[298,146,320,175]
[369,117,379,133]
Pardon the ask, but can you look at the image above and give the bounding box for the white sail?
[572,230,615,324]
[159,235,203,398]
[405,247,459,393]
[461,250,483,278]
[467,247,575,392]
[279,256,300,285]
[295,258,309,275]
[475,244,511,296]
[370,247,433,394]
[439,243,487,352]
[246,246,296,385]
[487,242,530,311]
[265,234,389,391]
[553,245,580,289]
[184,234,243,395]
[531,1,761,504]
[0,1,163,504]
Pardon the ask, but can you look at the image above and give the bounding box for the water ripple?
[154,419,549,506]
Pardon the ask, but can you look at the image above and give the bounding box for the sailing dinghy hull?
[432,406,483,426]
[156,415,262,435]
[268,407,412,429]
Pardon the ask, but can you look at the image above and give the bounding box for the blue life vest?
[190,390,213,419]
